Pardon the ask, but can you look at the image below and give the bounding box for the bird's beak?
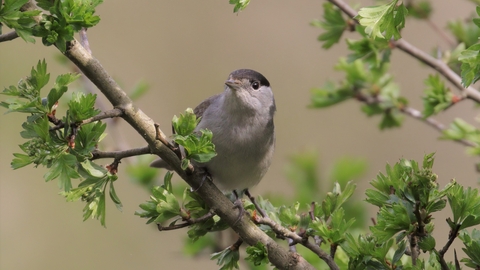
[225,79,241,90]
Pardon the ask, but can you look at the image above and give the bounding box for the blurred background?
[1,1,479,269]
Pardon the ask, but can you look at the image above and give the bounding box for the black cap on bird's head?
[227,69,270,88]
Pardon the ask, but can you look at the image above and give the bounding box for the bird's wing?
[193,94,221,118]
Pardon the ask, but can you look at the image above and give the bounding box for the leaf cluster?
[0,0,41,42]
[172,108,217,169]
[311,58,406,130]
[340,153,480,269]
[1,60,119,226]
[33,0,102,51]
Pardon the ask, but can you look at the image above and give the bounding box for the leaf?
[229,0,250,13]
[109,180,123,211]
[422,74,453,118]
[11,153,33,169]
[211,246,240,270]
[310,81,353,108]
[459,43,480,87]
[357,0,408,40]
[47,73,80,110]
[172,108,199,136]
[67,92,100,122]
[245,242,269,266]
[311,3,347,49]
[43,153,80,191]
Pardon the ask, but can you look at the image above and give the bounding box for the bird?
[151,69,276,217]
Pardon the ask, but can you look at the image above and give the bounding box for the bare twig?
[356,91,477,148]
[0,31,19,42]
[437,223,462,268]
[157,211,215,231]
[91,146,151,160]
[49,108,124,131]
[400,106,477,147]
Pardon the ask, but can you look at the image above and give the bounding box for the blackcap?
[151,69,276,196]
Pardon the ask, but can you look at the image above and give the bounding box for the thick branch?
[61,39,315,270]
[327,0,480,103]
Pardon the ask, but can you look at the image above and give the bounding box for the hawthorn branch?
[60,38,315,270]
[355,92,477,148]
[327,0,480,103]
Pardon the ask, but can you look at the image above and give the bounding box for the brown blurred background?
[1,1,479,269]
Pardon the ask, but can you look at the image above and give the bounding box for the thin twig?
[0,31,19,42]
[356,91,477,148]
[400,106,476,147]
[255,215,339,270]
[49,108,124,131]
[438,223,462,266]
[157,211,215,231]
[91,146,151,160]
[79,28,91,54]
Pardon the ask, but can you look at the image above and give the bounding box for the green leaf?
[422,74,453,118]
[406,1,432,19]
[418,234,436,252]
[357,0,408,40]
[229,0,250,13]
[310,81,353,108]
[109,180,122,211]
[47,73,80,110]
[67,92,100,122]
[211,245,240,270]
[459,43,480,87]
[129,80,149,101]
[11,153,33,169]
[311,3,347,49]
[43,153,80,191]
[172,108,199,136]
[459,229,480,268]
[245,242,269,266]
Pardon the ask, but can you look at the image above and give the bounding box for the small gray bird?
[151,69,275,198]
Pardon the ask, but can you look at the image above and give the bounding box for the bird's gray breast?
[195,103,275,191]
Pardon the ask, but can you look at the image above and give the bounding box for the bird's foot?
[232,190,246,225]
[192,167,212,192]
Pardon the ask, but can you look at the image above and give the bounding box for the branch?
[255,215,339,270]
[157,211,215,231]
[356,91,477,148]
[327,0,480,103]
[0,31,19,42]
[49,108,124,131]
[60,38,315,270]
[91,146,152,160]
[437,223,462,268]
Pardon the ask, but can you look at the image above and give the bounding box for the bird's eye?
[251,81,260,90]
